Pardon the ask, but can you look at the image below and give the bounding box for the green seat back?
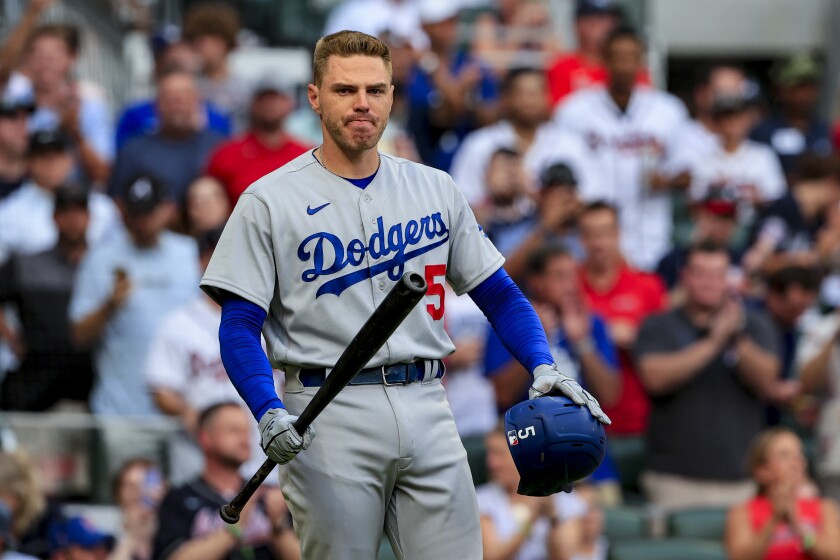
[604,507,648,541]
[607,436,646,496]
[461,435,489,486]
[609,538,727,560]
[667,507,729,541]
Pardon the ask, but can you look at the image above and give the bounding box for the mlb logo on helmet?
[507,430,519,446]
[504,395,606,497]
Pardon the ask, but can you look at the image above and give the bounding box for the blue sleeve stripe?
[468,267,554,375]
[219,295,284,420]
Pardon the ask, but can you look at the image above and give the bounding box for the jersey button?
[363,195,372,202]
[370,217,376,224]
[378,281,386,290]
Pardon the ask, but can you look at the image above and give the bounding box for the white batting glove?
[258,408,315,464]
[530,364,611,425]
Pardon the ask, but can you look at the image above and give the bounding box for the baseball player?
[201,30,609,560]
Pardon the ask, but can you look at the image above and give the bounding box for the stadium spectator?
[377,30,421,161]
[796,303,840,504]
[0,185,94,411]
[108,71,225,207]
[70,175,199,416]
[182,2,249,130]
[145,228,277,483]
[635,243,780,509]
[23,24,113,185]
[689,94,786,234]
[48,517,114,560]
[546,0,648,106]
[745,154,840,275]
[678,64,750,159]
[153,402,299,560]
[751,53,833,180]
[183,176,230,238]
[451,67,596,207]
[109,458,166,560]
[0,0,53,87]
[115,39,232,151]
[655,189,743,294]
[471,148,535,255]
[470,0,562,79]
[0,451,55,559]
[578,202,666,436]
[726,428,840,560]
[762,265,821,427]
[0,79,34,200]
[407,0,499,170]
[0,501,38,560]
[206,77,310,205]
[564,483,609,560]
[486,244,620,412]
[504,163,585,281]
[0,130,120,265]
[554,27,690,270]
[477,424,586,560]
[441,288,496,438]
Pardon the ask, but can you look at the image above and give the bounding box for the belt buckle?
[381,365,409,386]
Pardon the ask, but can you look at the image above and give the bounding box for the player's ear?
[307,83,321,115]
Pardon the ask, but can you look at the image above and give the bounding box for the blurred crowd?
[2,0,840,558]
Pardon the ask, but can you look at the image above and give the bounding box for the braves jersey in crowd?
[201,151,505,375]
[554,86,690,270]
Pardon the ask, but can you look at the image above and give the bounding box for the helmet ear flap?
[504,396,606,497]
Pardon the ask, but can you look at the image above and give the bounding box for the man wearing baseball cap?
[48,517,114,560]
[206,76,311,205]
[69,175,199,416]
[0,77,35,201]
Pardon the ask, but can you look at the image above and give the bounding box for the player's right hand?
[258,408,315,464]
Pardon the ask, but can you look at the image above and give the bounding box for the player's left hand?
[530,364,611,425]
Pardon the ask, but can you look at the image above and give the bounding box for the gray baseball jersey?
[200,150,504,371]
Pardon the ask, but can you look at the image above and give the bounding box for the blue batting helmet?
[504,396,606,496]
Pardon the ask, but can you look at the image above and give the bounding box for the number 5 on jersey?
[424,264,446,320]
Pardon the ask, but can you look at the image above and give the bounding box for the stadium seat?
[607,436,646,499]
[667,507,729,541]
[608,538,727,560]
[461,435,489,486]
[604,507,648,541]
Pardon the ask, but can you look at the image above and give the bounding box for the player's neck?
[317,142,380,179]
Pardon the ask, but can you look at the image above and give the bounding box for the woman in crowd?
[109,458,166,560]
[477,424,588,560]
[726,428,840,559]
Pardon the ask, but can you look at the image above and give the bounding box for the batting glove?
[530,364,611,425]
[258,408,315,465]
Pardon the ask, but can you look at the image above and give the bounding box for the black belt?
[299,359,444,387]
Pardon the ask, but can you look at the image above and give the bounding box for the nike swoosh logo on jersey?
[307,202,330,215]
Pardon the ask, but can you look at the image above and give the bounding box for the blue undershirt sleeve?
[219,293,284,420]
[468,267,555,375]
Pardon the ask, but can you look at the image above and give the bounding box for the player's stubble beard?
[322,109,389,155]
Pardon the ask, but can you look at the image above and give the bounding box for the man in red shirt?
[206,77,311,204]
[578,201,666,435]
[547,0,648,106]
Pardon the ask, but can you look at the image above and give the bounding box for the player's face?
[681,252,729,310]
[756,432,807,488]
[485,432,520,491]
[580,209,621,266]
[309,55,393,154]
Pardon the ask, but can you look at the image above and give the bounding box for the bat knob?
[219,505,241,524]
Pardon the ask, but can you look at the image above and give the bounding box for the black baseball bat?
[220,271,428,524]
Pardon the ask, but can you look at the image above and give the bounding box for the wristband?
[802,531,816,551]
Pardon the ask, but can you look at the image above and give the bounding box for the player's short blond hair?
[313,30,392,87]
